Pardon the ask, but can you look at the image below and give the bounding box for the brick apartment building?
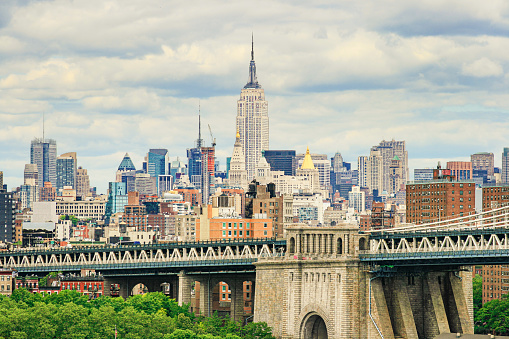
[480,185,509,304]
[406,181,475,224]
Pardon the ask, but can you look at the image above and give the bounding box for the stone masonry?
[254,224,474,339]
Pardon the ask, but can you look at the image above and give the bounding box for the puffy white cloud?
[462,57,504,77]
[1,0,509,191]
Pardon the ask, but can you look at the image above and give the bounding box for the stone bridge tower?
[254,224,371,338]
[254,224,474,339]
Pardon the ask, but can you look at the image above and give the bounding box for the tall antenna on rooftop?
[197,101,203,148]
[43,112,45,141]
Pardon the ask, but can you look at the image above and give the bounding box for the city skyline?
[1,1,509,193]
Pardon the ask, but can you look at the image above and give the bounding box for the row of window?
[222,222,251,229]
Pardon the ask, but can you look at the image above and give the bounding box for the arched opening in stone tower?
[337,237,343,255]
[131,283,148,296]
[359,237,367,251]
[301,314,328,339]
[289,237,295,254]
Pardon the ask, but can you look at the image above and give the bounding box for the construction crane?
[208,124,216,147]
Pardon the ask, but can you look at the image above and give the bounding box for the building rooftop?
[117,153,136,171]
[300,147,316,170]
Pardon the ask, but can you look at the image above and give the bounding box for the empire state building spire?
[244,34,260,89]
[236,35,269,179]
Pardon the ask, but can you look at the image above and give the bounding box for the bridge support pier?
[254,225,475,339]
[230,278,245,323]
[178,272,193,307]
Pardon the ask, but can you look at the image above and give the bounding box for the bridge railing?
[2,237,284,256]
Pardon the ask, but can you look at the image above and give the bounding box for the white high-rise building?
[228,130,248,190]
[503,148,509,183]
[348,186,366,213]
[359,139,408,194]
[236,37,269,179]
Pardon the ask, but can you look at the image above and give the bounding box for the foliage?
[475,298,509,335]
[59,214,79,226]
[473,274,482,313]
[1,290,274,339]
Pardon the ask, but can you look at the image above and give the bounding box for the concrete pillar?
[325,234,330,254]
[198,277,212,317]
[394,278,419,339]
[426,273,450,334]
[178,272,193,307]
[449,273,474,334]
[303,234,308,254]
[231,279,245,322]
[370,278,395,339]
[296,234,302,254]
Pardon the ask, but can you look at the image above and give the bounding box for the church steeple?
[244,34,261,89]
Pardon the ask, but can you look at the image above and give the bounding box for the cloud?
[1,0,509,192]
[462,57,504,77]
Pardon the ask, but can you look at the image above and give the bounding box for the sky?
[1,0,509,194]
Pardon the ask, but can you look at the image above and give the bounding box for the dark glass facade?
[263,150,296,176]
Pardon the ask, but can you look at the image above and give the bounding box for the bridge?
[3,206,509,338]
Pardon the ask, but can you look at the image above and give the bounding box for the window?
[222,223,226,229]
[264,230,268,236]
[239,231,243,236]
[228,231,232,236]
[222,231,226,237]
[264,223,268,228]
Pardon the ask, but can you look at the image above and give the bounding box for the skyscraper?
[30,138,57,187]
[359,140,408,195]
[471,152,494,177]
[0,189,14,243]
[23,164,38,186]
[76,167,90,200]
[187,109,215,204]
[502,148,509,183]
[56,152,77,191]
[228,130,248,189]
[236,36,269,179]
[144,149,169,178]
[116,153,136,182]
[263,150,296,176]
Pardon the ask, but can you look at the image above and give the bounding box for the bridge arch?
[298,304,331,339]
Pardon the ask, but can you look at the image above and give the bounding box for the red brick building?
[175,188,202,207]
[122,205,148,231]
[406,181,475,224]
[481,185,509,304]
[60,273,104,298]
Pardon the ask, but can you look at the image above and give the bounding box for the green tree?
[473,274,482,313]
[59,215,79,226]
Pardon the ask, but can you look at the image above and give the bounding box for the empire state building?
[236,37,269,179]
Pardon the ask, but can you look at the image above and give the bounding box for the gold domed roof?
[301,146,315,170]
[236,129,240,139]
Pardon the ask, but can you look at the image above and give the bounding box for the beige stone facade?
[254,224,474,339]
